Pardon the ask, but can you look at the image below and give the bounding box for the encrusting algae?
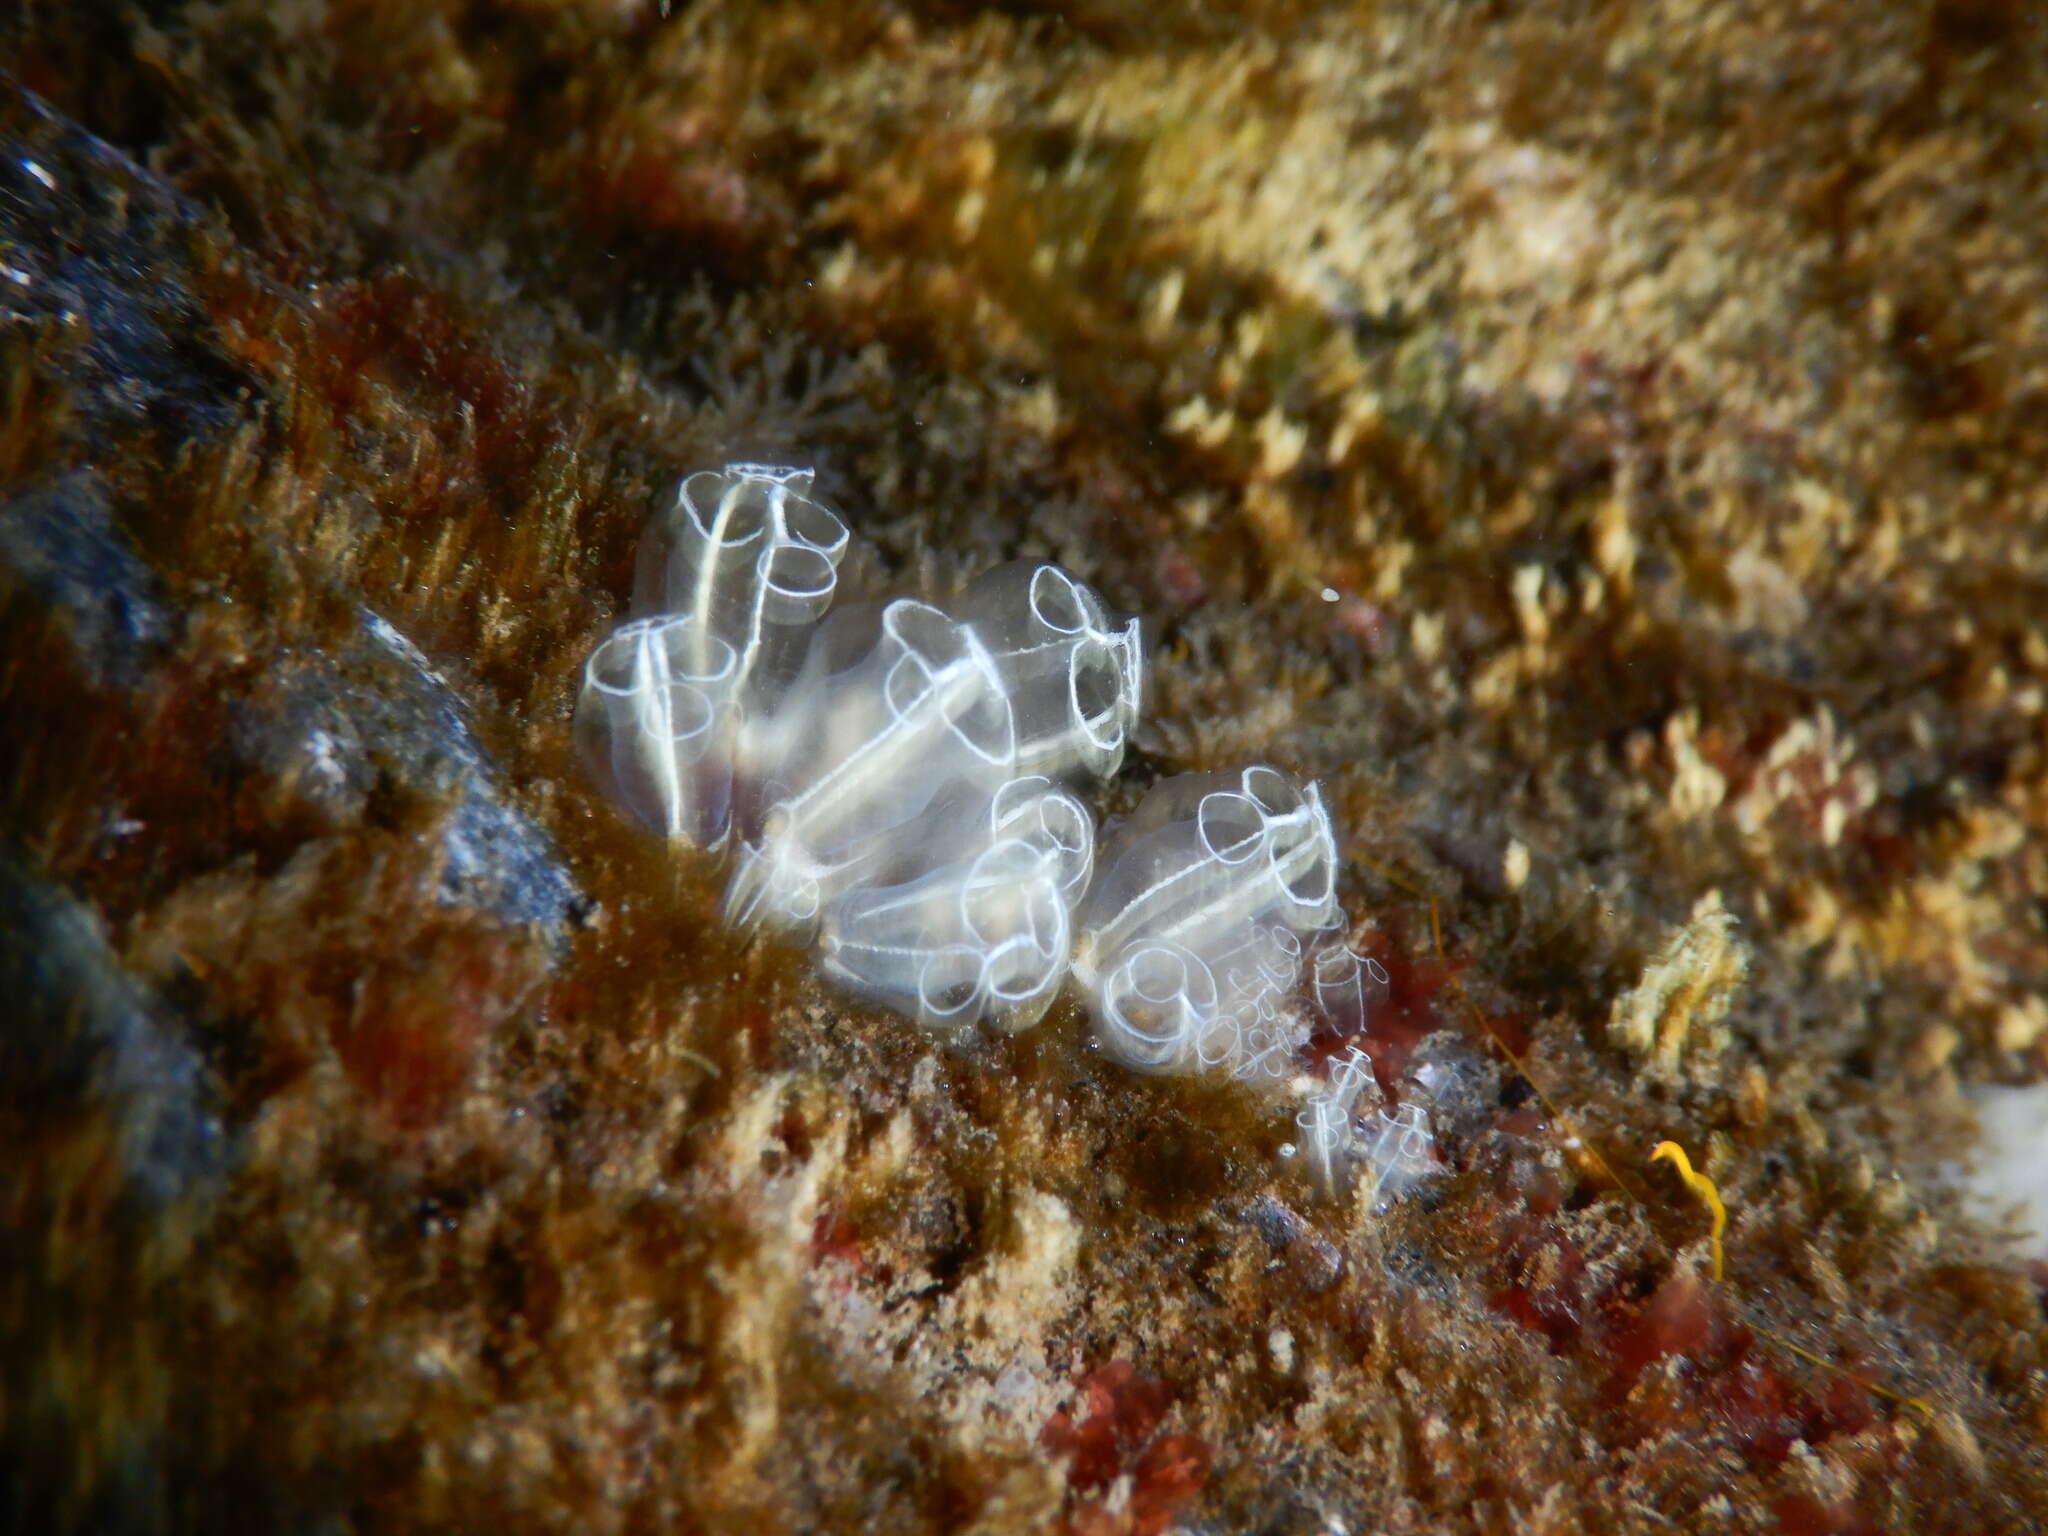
[4,2,2048,1532]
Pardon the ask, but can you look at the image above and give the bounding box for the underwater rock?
[0,473,174,692]
[0,87,248,446]
[0,854,227,1211]
[6,2,2048,1531]
[235,611,585,939]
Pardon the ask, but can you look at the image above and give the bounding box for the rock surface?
[4,3,2047,1532]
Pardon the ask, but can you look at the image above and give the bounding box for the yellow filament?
[1650,1140,1727,1282]
[1350,847,1939,1422]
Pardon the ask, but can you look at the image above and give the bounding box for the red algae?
[1042,1361,1211,1535]
[1490,1219,1890,1475]
[1773,1494,1886,1536]
[8,3,2048,1532]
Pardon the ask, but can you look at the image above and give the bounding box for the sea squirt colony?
[577,463,1440,1200]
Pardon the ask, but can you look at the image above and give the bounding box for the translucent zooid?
[724,599,1019,935]
[632,463,851,711]
[961,562,1143,782]
[1295,1049,1440,1201]
[1297,1044,1381,1195]
[1073,765,1339,1074]
[1309,942,1391,1040]
[818,777,1094,1034]
[573,618,740,848]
